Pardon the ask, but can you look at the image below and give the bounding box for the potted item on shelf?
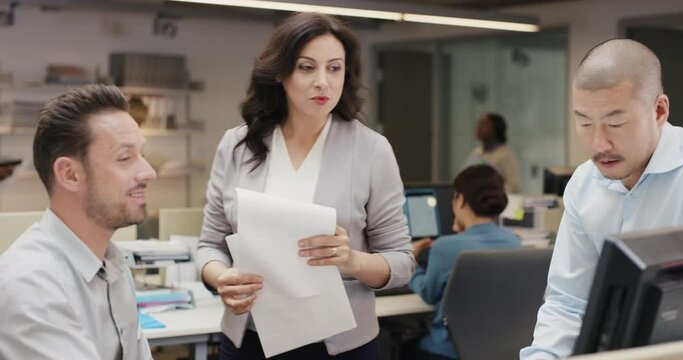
[129,96,148,126]
[45,64,90,85]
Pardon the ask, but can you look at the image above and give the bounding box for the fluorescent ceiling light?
[170,0,402,21]
[170,0,539,32]
[402,14,539,32]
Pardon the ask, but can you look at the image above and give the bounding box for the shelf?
[0,126,36,135]
[1,80,199,209]
[0,82,79,93]
[0,126,191,136]
[120,86,194,97]
[141,128,191,137]
[15,169,199,181]
[1,83,196,97]
[15,170,40,180]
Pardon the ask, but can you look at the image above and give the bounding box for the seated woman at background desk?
[409,164,521,359]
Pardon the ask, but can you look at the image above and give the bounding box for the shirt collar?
[641,122,683,175]
[591,122,683,190]
[463,222,498,235]
[41,209,128,282]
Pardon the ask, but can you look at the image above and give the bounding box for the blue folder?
[138,312,166,329]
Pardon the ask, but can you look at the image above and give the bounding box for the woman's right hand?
[203,261,263,315]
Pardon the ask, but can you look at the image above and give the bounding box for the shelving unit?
[0,83,203,212]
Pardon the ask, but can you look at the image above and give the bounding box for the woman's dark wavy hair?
[453,164,508,217]
[237,12,364,170]
[485,112,507,144]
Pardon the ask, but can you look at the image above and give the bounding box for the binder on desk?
[138,312,166,329]
[136,288,194,312]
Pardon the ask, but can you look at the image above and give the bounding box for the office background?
[0,0,682,210]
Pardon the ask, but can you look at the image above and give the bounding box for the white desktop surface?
[144,293,433,340]
[375,293,435,317]
[143,298,223,340]
[570,340,683,360]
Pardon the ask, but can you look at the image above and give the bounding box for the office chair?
[158,207,204,240]
[0,211,42,253]
[442,248,552,360]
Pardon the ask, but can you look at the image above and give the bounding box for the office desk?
[144,294,433,360]
[570,340,683,360]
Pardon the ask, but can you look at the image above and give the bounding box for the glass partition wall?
[375,30,568,194]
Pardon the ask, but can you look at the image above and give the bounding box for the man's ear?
[655,93,670,128]
[52,156,84,193]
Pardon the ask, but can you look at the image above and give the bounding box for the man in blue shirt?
[521,39,683,359]
[410,165,521,359]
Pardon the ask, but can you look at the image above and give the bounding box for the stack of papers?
[514,229,552,248]
[224,189,357,357]
[136,288,194,313]
[117,240,192,264]
[523,195,560,208]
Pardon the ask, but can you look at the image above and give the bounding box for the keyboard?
[375,285,414,297]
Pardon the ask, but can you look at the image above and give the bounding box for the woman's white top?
[264,115,332,203]
[246,115,331,331]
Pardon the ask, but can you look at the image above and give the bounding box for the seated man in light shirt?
[521,39,683,359]
[0,84,157,360]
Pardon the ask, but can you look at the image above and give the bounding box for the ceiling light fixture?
[170,0,402,21]
[169,0,539,32]
[402,13,538,32]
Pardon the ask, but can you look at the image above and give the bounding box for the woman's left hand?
[298,225,359,274]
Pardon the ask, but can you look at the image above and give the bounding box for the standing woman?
[197,12,414,359]
[463,113,520,193]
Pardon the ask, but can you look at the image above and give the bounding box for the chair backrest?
[442,247,553,360]
[158,207,204,240]
[112,224,138,242]
[0,211,138,254]
[0,211,43,254]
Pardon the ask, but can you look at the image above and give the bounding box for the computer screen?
[404,189,441,239]
[543,167,574,196]
[405,183,455,236]
[573,227,683,355]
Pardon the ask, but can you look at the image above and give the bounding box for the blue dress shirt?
[521,122,683,359]
[409,222,521,359]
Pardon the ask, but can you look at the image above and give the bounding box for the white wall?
[0,6,274,210]
[1,0,682,210]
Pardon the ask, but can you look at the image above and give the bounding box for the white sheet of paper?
[222,234,250,348]
[229,188,357,357]
[501,193,526,220]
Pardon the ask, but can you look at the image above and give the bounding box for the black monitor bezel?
[574,227,683,355]
[404,188,442,240]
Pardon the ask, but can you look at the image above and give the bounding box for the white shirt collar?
[591,122,683,190]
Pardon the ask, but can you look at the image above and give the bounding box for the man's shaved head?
[574,39,662,100]
[572,38,670,190]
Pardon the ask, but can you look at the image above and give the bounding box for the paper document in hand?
[227,188,356,357]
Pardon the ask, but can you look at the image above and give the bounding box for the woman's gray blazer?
[197,115,414,355]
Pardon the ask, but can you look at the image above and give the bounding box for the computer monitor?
[404,189,441,239]
[543,167,574,196]
[573,227,683,355]
[405,183,455,236]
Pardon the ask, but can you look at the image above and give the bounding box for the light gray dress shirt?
[198,116,414,355]
[0,209,152,360]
